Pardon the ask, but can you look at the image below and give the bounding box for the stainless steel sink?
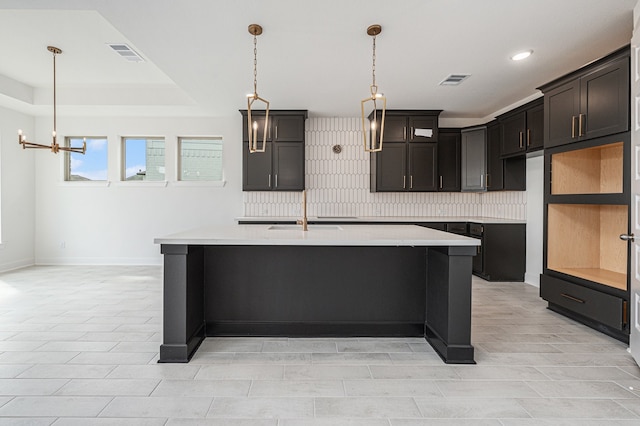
[267,225,343,231]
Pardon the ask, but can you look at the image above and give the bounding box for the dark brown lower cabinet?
[469,223,526,282]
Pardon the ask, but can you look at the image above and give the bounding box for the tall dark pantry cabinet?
[538,46,632,342]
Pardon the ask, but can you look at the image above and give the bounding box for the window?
[122,137,165,181]
[65,137,108,181]
[178,137,223,181]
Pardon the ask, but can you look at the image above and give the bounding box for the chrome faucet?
[296,189,308,231]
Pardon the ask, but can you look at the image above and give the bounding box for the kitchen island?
[155,224,479,364]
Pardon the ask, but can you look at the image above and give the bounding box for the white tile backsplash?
[243,117,526,220]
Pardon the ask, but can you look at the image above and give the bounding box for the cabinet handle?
[620,233,635,242]
[480,174,484,187]
[268,174,271,187]
[275,125,278,140]
[519,131,523,149]
[561,293,585,304]
[578,114,584,137]
[410,175,413,189]
[403,176,406,189]
[440,176,443,189]
[404,127,407,141]
[571,116,576,138]
[275,174,278,188]
[526,129,531,147]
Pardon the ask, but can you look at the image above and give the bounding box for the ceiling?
[0,0,636,123]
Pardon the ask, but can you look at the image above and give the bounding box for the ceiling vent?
[439,74,471,86]
[107,43,144,62]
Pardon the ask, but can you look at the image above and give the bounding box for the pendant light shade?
[361,24,386,153]
[246,24,270,153]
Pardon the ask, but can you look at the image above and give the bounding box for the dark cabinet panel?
[382,115,409,143]
[242,142,273,190]
[408,144,437,191]
[273,143,304,190]
[272,116,305,142]
[408,116,438,142]
[541,49,629,148]
[499,98,544,157]
[437,129,461,192]
[461,127,486,192]
[580,59,629,140]
[500,112,527,157]
[241,110,307,191]
[526,102,544,150]
[544,81,580,148]
[486,122,504,191]
[470,223,525,281]
[373,144,406,191]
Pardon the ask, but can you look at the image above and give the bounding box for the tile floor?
[0,265,639,425]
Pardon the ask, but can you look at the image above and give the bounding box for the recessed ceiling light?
[511,50,533,61]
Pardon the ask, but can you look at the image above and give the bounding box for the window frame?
[64,136,109,183]
[177,136,225,185]
[120,136,166,183]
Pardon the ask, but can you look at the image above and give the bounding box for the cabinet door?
[272,115,305,142]
[242,114,271,143]
[374,144,407,191]
[437,131,461,191]
[580,57,630,140]
[408,116,438,142]
[461,128,486,192]
[243,142,273,190]
[526,102,544,151]
[408,143,437,191]
[381,115,408,143]
[544,80,581,148]
[273,143,304,191]
[486,123,504,191]
[500,112,526,156]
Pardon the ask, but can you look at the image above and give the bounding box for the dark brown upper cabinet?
[539,47,629,148]
[437,128,461,192]
[370,110,441,192]
[240,110,307,191]
[498,97,543,157]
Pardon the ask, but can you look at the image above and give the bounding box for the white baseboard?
[35,257,162,266]
[0,258,35,273]
[524,272,540,287]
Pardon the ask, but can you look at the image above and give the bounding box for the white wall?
[33,115,243,265]
[0,106,36,270]
[525,155,544,286]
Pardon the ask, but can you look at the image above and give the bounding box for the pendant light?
[246,24,270,153]
[361,24,386,153]
[18,46,86,154]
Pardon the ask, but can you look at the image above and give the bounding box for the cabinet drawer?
[540,274,625,330]
[468,223,483,236]
[446,223,467,235]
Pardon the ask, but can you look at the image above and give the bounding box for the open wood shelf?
[549,267,627,291]
[547,203,628,291]
[551,141,623,195]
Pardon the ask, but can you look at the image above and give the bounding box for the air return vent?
[439,74,471,86]
[107,43,144,62]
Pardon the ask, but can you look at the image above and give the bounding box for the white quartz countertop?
[155,224,480,247]
[236,216,526,224]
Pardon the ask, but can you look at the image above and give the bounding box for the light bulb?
[371,121,376,130]
[18,129,22,136]
[52,130,56,137]
[253,121,258,130]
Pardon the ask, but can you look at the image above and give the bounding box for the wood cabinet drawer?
[540,274,625,330]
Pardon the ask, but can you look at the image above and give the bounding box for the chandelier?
[360,25,386,153]
[18,46,86,154]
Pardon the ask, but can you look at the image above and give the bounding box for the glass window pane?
[123,137,165,181]
[179,138,223,181]
[67,137,108,181]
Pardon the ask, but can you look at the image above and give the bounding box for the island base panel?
[207,321,424,337]
[426,246,476,364]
